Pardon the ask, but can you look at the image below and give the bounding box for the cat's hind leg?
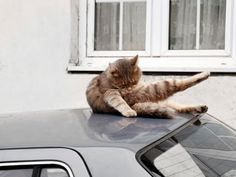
[135,71,210,103]
[131,102,177,118]
[174,71,210,91]
[165,100,208,114]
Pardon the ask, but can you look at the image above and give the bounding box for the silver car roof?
[0,108,201,152]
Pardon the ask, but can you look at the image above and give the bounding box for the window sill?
[67,57,236,73]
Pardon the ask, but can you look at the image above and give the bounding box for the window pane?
[154,144,205,177]
[140,117,236,177]
[94,3,120,51]
[123,2,146,50]
[169,0,197,50]
[0,169,33,177]
[169,0,226,50]
[40,168,69,177]
[200,0,226,49]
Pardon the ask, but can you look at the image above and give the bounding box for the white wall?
[1,0,236,130]
[0,0,93,114]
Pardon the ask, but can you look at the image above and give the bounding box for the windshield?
[139,115,236,177]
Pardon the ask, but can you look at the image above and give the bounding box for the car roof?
[0,108,201,152]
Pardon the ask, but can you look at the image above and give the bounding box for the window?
[169,0,226,50]
[163,0,231,56]
[87,0,151,56]
[40,167,69,177]
[0,168,33,177]
[68,0,236,72]
[0,164,70,177]
[138,116,236,177]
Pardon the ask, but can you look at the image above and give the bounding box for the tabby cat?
[86,55,210,118]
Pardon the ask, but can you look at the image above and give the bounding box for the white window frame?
[68,0,236,72]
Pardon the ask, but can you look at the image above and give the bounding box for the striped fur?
[86,55,210,118]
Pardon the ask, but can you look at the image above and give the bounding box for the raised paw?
[199,71,210,80]
[122,109,137,117]
[193,71,210,84]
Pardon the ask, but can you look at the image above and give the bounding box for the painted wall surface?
[0,0,93,113]
[1,0,236,131]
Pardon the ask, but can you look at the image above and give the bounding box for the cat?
[86,55,210,118]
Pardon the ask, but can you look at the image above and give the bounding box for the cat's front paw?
[122,109,137,117]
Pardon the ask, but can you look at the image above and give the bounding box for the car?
[0,108,236,177]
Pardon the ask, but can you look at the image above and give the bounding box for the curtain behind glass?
[123,2,146,50]
[169,0,226,50]
[94,3,120,51]
[94,1,146,51]
[200,0,226,49]
[169,0,197,50]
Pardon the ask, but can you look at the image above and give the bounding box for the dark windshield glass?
[140,115,236,177]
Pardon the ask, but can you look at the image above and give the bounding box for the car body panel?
[0,108,200,152]
[0,108,213,177]
[75,147,150,177]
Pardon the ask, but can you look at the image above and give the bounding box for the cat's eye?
[111,72,120,77]
[132,80,137,85]
[133,67,138,72]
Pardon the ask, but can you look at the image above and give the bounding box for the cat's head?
[107,55,142,89]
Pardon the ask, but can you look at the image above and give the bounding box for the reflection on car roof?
[0,108,201,152]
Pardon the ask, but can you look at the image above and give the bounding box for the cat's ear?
[130,55,139,66]
[109,63,119,76]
